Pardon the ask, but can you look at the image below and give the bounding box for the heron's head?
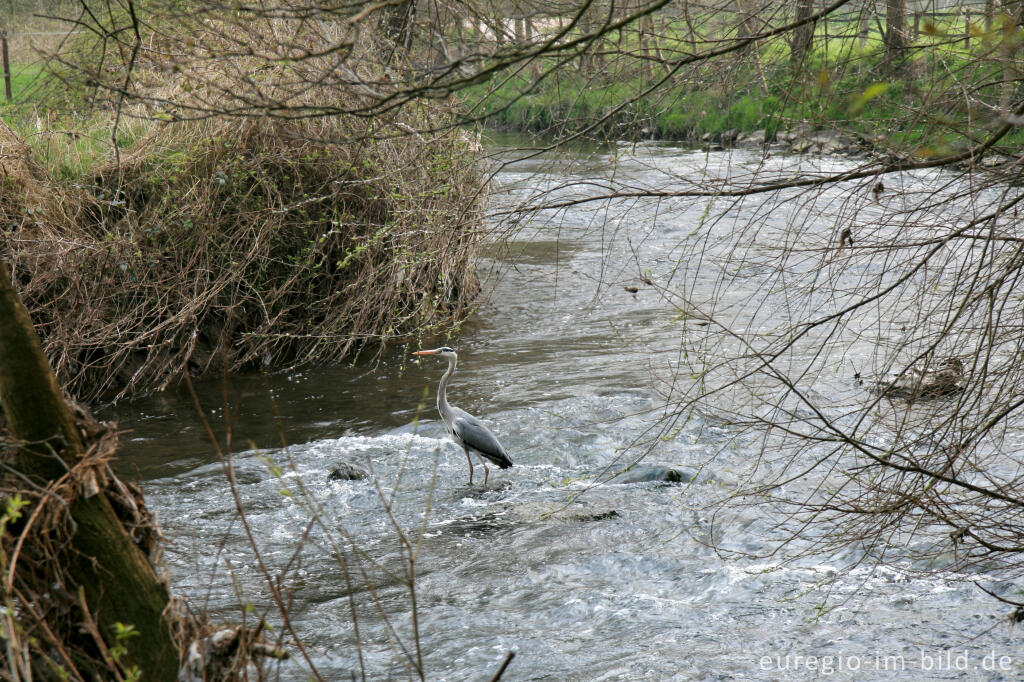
[413,346,457,360]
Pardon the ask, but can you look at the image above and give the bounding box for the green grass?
[1,62,45,104]
[463,17,1024,153]
[1,60,156,182]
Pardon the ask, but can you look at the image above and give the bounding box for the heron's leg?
[463,448,474,484]
[483,462,490,486]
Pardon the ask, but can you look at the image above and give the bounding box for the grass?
[2,62,45,102]
[463,15,1024,153]
[2,77,154,183]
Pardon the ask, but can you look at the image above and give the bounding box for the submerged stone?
[611,465,695,485]
[328,462,369,481]
[575,509,620,522]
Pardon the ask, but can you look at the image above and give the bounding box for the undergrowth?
[1,88,484,401]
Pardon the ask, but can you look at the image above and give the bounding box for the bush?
[1,101,484,400]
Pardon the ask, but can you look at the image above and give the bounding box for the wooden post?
[2,30,12,102]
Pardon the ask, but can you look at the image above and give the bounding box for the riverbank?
[1,50,487,403]
[465,18,1024,160]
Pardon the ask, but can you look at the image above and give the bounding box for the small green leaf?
[113,622,140,639]
[4,494,30,522]
[850,83,891,115]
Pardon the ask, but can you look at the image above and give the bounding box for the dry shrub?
[1,103,483,400]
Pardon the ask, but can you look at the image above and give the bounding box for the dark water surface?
[101,141,1024,680]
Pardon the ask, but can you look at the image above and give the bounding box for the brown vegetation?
[1,100,483,401]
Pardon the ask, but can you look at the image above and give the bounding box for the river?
[101,138,1024,680]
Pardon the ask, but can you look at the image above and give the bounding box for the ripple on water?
[124,145,1024,680]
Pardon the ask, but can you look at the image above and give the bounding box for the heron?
[412,347,512,484]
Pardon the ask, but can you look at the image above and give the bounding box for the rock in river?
[611,465,695,485]
[328,461,369,481]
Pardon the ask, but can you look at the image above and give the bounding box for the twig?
[488,651,516,682]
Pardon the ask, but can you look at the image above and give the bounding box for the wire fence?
[0,28,83,103]
[0,4,1005,103]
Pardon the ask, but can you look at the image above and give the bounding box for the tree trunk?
[791,0,815,69]
[593,0,608,70]
[578,0,594,74]
[736,0,757,54]
[859,0,873,46]
[997,2,1024,114]
[382,0,416,56]
[639,11,654,81]
[0,259,179,679]
[683,0,697,54]
[884,0,909,73]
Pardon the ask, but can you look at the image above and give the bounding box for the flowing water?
[102,139,1024,680]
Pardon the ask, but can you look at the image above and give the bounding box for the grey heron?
[413,347,512,484]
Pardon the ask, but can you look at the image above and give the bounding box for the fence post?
[1,30,11,102]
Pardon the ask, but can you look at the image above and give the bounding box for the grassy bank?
[466,17,1024,155]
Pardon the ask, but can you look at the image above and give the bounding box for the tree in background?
[791,0,815,68]
[884,0,909,72]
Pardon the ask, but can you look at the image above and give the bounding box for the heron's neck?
[437,355,457,416]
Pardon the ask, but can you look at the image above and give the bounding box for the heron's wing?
[451,410,513,469]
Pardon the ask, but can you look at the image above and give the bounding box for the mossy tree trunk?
[0,259,179,679]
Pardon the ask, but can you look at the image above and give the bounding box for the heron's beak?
[413,350,438,356]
